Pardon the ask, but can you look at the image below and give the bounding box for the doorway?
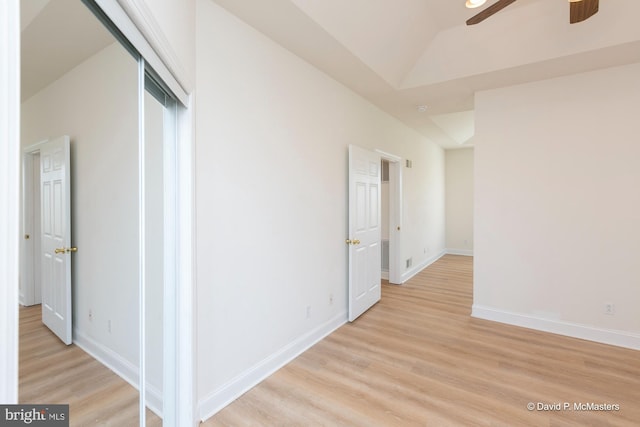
[377,151,402,285]
[347,146,404,322]
[20,148,42,307]
[21,138,75,346]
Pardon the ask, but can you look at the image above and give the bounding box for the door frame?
[375,149,403,285]
[21,141,47,307]
[0,0,20,404]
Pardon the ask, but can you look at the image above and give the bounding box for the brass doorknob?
[354,240,361,245]
[345,239,352,245]
[55,247,77,254]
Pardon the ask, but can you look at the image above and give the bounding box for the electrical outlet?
[604,303,615,315]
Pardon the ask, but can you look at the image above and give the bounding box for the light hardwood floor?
[204,255,640,426]
[19,304,161,426]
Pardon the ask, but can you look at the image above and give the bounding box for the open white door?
[40,136,73,345]
[348,145,382,322]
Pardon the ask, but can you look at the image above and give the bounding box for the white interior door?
[348,145,382,322]
[40,136,73,345]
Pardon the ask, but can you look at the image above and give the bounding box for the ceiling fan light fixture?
[465,0,487,9]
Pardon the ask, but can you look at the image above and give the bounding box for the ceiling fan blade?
[466,0,518,26]
[570,0,599,24]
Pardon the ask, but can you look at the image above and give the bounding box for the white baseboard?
[472,305,640,350]
[381,270,389,280]
[446,248,473,256]
[73,328,163,417]
[198,312,347,422]
[400,250,446,284]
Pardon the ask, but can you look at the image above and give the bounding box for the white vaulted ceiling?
[21,0,115,102]
[21,1,640,148]
[212,0,640,148]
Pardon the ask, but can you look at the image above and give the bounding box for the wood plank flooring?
[19,304,161,426]
[204,255,640,426]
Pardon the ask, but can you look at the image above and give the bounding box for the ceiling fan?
[466,0,599,26]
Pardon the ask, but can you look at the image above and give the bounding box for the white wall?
[21,42,164,397]
[445,148,474,255]
[474,62,640,349]
[195,0,445,418]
